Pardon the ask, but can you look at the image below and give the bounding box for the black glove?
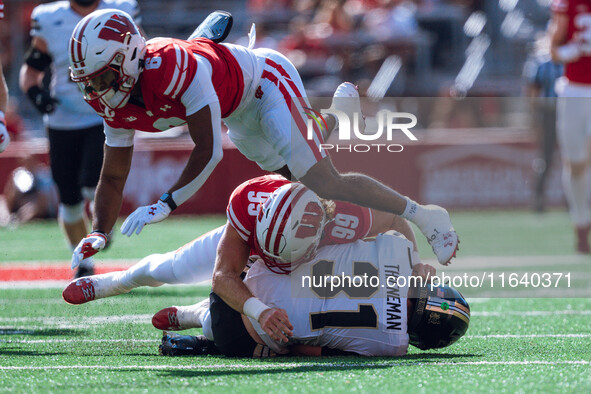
[26,86,59,114]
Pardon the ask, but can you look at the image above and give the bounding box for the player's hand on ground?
[412,263,436,282]
[120,200,171,237]
[71,232,108,269]
[259,307,293,343]
[0,120,10,153]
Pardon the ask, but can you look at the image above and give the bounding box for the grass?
[0,209,577,262]
[0,210,590,392]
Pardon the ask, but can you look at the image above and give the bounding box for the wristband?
[243,297,270,321]
[90,230,110,241]
[159,192,177,211]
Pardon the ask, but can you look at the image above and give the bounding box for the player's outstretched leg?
[62,272,134,305]
[63,226,225,305]
[152,298,210,331]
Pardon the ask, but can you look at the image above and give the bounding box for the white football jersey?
[245,232,416,356]
[30,0,140,129]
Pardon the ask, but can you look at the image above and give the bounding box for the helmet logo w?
[98,14,137,43]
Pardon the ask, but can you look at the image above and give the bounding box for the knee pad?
[81,186,96,202]
[59,202,84,224]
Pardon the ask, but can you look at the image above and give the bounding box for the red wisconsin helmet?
[69,9,145,109]
[255,183,326,274]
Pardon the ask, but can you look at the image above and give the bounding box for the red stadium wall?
[0,129,564,214]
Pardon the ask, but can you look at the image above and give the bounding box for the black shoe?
[159,331,220,356]
[75,265,95,279]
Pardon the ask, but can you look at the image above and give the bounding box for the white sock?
[117,252,179,289]
[201,309,214,341]
[400,197,432,232]
[562,167,590,226]
[177,299,210,329]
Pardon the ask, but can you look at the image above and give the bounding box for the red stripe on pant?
[261,70,323,162]
[264,58,325,147]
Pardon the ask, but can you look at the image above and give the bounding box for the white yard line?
[0,310,589,328]
[0,360,588,371]
[2,334,590,344]
[472,310,591,317]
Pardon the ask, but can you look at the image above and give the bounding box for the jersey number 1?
[310,304,378,331]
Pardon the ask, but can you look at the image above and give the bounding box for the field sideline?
[1,211,590,392]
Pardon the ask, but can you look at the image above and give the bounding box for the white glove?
[71,232,108,269]
[0,112,10,153]
[120,199,171,237]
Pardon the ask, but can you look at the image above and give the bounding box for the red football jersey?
[89,37,244,131]
[552,0,591,84]
[226,175,373,254]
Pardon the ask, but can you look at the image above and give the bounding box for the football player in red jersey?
[68,9,460,272]
[550,0,591,252]
[63,175,416,303]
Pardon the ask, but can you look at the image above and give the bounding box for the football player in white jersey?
[0,0,10,153]
[19,0,140,277]
[158,232,470,358]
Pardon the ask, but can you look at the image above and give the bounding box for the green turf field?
[1,211,590,392]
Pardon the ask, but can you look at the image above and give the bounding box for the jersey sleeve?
[104,121,135,147]
[226,184,255,242]
[181,55,219,116]
[323,202,372,245]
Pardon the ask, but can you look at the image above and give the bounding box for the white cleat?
[330,82,365,134]
[415,205,459,266]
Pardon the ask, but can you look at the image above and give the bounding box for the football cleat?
[159,331,220,356]
[415,205,459,266]
[152,307,183,331]
[329,82,365,134]
[62,273,127,305]
[62,277,96,304]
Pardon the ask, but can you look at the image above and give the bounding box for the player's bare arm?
[167,105,221,198]
[211,225,293,342]
[93,145,134,234]
[120,104,223,237]
[19,37,46,91]
[70,144,133,269]
[550,13,579,63]
[19,36,59,115]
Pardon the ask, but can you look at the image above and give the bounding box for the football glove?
[120,200,171,237]
[0,112,10,153]
[27,86,59,114]
[71,231,108,269]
